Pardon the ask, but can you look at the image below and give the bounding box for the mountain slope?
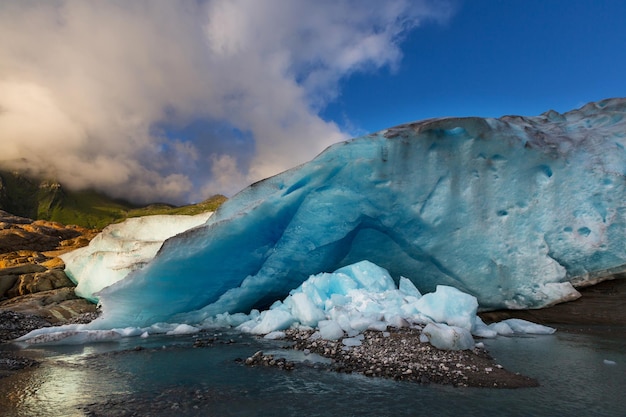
[0,169,225,229]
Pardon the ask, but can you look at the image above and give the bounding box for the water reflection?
[1,344,133,417]
[1,328,624,417]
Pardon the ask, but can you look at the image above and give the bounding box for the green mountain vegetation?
[0,169,226,229]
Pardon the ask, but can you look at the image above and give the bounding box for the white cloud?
[201,154,249,201]
[0,0,453,204]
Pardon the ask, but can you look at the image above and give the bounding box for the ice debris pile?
[78,98,626,330]
[16,261,554,350]
[214,261,555,350]
[61,212,212,302]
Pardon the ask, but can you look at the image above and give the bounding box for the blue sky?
[325,0,626,135]
[1,1,625,203]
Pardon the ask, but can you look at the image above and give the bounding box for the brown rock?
[0,210,94,254]
[6,269,74,297]
[0,275,18,298]
[0,229,59,253]
[60,235,92,248]
[0,251,49,268]
[27,221,83,241]
[0,264,51,298]
[0,264,47,276]
[0,287,97,324]
[0,211,100,329]
[0,212,31,226]
[40,257,65,270]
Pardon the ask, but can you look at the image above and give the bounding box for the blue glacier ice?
[16,98,626,344]
[82,98,626,330]
[17,260,554,350]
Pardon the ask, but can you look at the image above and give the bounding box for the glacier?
[61,212,213,302]
[87,98,626,329]
[16,98,626,346]
[17,260,554,350]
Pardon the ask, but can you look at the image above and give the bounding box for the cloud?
[0,0,453,204]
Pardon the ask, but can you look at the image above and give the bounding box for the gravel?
[244,327,539,388]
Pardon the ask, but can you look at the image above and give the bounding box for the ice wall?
[90,98,626,329]
[16,261,555,350]
[61,212,213,302]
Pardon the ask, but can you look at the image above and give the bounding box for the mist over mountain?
[0,166,225,229]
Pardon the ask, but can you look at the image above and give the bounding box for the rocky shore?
[0,210,99,377]
[238,276,626,389]
[0,210,98,328]
[0,311,48,379]
[241,327,539,388]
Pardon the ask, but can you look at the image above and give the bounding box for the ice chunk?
[228,262,550,351]
[209,312,251,328]
[15,326,122,346]
[500,319,555,335]
[472,316,498,338]
[488,321,514,336]
[284,292,326,327]
[318,320,344,341]
[248,310,295,335]
[422,323,475,351]
[342,334,364,347]
[332,262,396,293]
[264,331,286,340]
[399,277,422,298]
[367,321,388,331]
[166,324,200,335]
[115,327,145,337]
[385,315,410,329]
[414,286,478,331]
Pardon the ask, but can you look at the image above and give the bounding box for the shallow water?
[1,327,624,417]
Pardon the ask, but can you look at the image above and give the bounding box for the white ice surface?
[61,212,212,302]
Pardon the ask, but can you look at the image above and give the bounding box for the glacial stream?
[1,326,624,417]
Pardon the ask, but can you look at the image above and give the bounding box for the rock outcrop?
[0,210,98,338]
